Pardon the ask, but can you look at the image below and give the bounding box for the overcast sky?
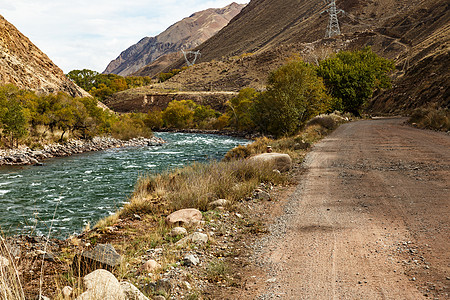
[0,0,239,73]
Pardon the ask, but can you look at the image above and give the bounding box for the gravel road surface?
[254,118,449,299]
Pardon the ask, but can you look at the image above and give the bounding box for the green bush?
[252,60,331,137]
[227,88,258,131]
[316,47,394,115]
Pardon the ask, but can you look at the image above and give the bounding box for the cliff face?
[103,2,245,76]
[0,15,89,97]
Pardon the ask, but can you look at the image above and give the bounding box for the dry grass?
[408,107,450,132]
[0,237,25,300]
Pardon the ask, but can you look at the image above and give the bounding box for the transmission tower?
[181,49,201,66]
[322,0,344,38]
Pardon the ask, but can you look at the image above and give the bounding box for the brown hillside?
[112,0,449,113]
[0,15,89,97]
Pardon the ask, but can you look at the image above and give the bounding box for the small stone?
[62,286,73,299]
[153,296,165,300]
[183,254,200,266]
[170,227,187,237]
[0,256,9,268]
[155,278,173,294]
[253,189,271,201]
[235,213,243,218]
[165,208,202,226]
[140,260,160,273]
[208,199,228,210]
[190,232,208,244]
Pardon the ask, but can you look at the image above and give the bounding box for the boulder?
[73,244,122,276]
[120,282,149,300]
[165,208,202,226]
[207,199,228,210]
[248,153,292,172]
[76,269,125,300]
[176,232,208,247]
[170,227,187,237]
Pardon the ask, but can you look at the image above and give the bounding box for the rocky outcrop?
[103,2,245,76]
[0,136,165,166]
[0,15,89,97]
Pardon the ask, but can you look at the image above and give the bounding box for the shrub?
[252,60,331,137]
[316,47,394,115]
[408,107,450,131]
[227,88,258,131]
[162,100,195,129]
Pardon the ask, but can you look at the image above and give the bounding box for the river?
[0,132,248,238]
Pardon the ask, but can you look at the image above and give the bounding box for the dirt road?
[251,118,449,299]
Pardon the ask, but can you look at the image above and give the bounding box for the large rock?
[249,153,292,172]
[120,282,149,300]
[207,199,228,210]
[165,208,202,226]
[76,269,125,300]
[73,244,122,276]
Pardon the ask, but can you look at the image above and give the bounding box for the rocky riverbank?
[0,136,165,166]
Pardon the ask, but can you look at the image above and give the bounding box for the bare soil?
[225,118,450,299]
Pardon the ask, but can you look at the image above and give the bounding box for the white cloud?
[0,0,239,73]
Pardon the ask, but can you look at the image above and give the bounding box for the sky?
[0,0,239,73]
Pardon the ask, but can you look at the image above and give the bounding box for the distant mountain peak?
[103,2,246,76]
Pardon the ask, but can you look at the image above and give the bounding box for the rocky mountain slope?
[129,0,448,113]
[103,2,245,77]
[0,15,89,97]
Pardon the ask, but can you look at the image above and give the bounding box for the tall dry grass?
[409,107,450,132]
[95,158,287,230]
[0,237,25,300]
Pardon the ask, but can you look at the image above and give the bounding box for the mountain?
[145,0,449,112]
[103,2,246,77]
[0,15,89,97]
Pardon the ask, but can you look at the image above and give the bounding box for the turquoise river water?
[0,132,248,238]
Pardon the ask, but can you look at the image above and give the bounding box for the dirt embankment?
[216,118,449,299]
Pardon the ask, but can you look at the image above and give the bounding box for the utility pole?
[181,49,201,66]
[322,0,344,38]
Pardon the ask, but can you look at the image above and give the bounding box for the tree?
[316,47,395,115]
[227,88,258,131]
[67,69,99,92]
[252,60,331,137]
[162,100,196,129]
[2,100,28,147]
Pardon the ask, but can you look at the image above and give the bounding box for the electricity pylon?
[322,0,344,38]
[181,49,201,66]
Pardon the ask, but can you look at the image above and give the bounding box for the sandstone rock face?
[76,269,125,300]
[0,15,89,97]
[249,153,292,172]
[166,208,202,226]
[103,2,245,76]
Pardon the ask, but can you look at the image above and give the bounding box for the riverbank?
[0,136,165,166]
